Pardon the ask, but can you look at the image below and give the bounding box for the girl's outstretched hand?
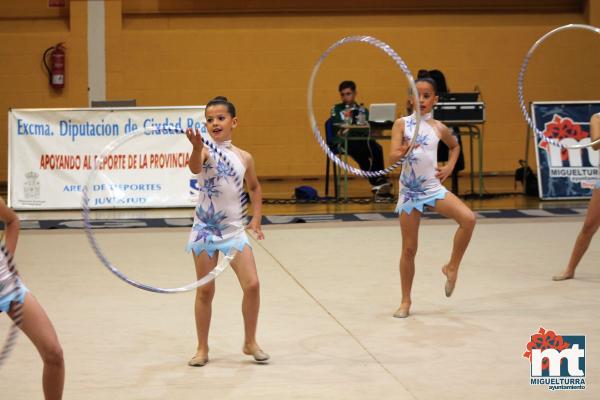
[186,128,204,151]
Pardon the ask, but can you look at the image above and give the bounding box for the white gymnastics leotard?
[396,112,448,214]
[186,140,249,257]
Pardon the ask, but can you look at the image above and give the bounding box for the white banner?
[9,106,206,210]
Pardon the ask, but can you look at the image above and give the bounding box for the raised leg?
[432,192,476,297]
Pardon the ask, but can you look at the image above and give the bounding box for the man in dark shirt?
[330,80,392,198]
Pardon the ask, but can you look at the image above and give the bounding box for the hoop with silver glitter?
[81,125,246,294]
[518,24,600,150]
[307,36,421,177]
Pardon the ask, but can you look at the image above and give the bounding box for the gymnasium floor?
[1,196,598,399]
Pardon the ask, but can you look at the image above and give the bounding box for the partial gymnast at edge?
[0,196,64,400]
[553,113,600,281]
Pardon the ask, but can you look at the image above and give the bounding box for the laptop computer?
[368,103,397,123]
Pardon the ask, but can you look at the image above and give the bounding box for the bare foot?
[188,350,209,367]
[243,344,270,362]
[442,265,458,297]
[393,303,411,318]
[552,271,574,281]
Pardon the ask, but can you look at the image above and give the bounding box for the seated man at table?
[330,80,392,198]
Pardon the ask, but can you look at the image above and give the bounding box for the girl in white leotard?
[389,75,476,318]
[186,136,249,258]
[185,96,269,367]
[396,111,448,214]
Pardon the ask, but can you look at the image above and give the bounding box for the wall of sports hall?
[1,0,599,183]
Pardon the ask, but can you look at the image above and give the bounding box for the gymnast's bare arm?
[0,196,19,256]
[591,113,600,151]
[186,128,207,174]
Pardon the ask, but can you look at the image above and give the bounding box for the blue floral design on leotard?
[405,130,429,149]
[216,160,236,182]
[415,133,429,147]
[198,177,221,201]
[404,150,419,166]
[202,161,212,173]
[400,168,428,203]
[192,202,229,243]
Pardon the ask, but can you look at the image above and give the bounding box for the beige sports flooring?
[1,216,598,399]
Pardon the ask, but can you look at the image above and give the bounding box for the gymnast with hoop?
[0,196,64,399]
[390,73,476,318]
[553,113,600,281]
[185,96,269,367]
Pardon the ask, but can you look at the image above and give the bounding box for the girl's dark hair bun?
[417,69,431,79]
[414,69,438,94]
[206,96,236,117]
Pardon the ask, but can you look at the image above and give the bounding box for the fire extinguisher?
[43,43,65,89]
